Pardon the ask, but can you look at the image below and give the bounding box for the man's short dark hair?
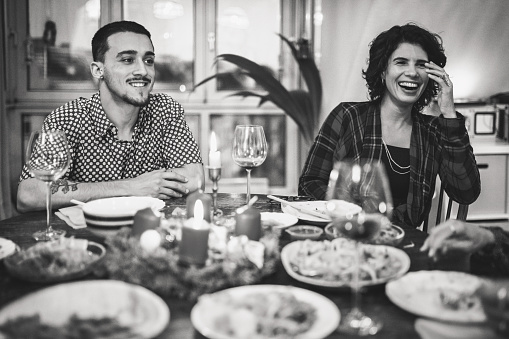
[92,21,152,62]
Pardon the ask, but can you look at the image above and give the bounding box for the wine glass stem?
[352,241,361,313]
[246,168,252,204]
[45,181,53,234]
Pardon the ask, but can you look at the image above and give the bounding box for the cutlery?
[267,195,330,220]
[70,199,85,206]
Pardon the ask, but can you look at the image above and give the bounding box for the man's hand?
[125,169,190,199]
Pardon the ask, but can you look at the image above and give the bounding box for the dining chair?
[422,182,469,233]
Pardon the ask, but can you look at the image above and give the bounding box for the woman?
[299,23,481,228]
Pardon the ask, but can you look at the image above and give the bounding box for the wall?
[320,0,509,121]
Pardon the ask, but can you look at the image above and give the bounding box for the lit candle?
[179,200,210,265]
[186,189,212,222]
[140,229,162,252]
[235,206,262,241]
[209,131,221,168]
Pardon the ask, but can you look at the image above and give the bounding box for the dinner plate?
[385,271,486,323]
[190,284,340,339]
[281,239,410,288]
[281,201,331,225]
[0,237,17,260]
[83,196,165,227]
[0,280,170,338]
[261,212,298,230]
[4,239,106,283]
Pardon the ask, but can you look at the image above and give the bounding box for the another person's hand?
[420,220,495,261]
[476,280,509,335]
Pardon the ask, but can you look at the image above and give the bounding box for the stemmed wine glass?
[326,161,393,336]
[26,130,71,241]
[232,125,268,204]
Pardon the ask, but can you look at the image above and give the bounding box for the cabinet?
[449,138,509,221]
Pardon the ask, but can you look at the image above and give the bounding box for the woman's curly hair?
[362,23,447,112]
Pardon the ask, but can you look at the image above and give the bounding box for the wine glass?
[232,125,268,204]
[326,160,393,336]
[26,130,70,241]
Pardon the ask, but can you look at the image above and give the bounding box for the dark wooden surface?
[0,193,433,339]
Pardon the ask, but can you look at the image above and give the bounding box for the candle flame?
[210,132,218,152]
[193,200,204,228]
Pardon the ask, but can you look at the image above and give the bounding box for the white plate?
[386,271,486,323]
[261,212,299,230]
[0,238,17,260]
[83,197,165,228]
[281,240,410,288]
[0,280,170,338]
[281,201,331,225]
[191,284,340,339]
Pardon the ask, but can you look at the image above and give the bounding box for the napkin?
[56,206,87,229]
[415,318,502,339]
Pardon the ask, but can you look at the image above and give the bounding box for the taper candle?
[209,131,221,168]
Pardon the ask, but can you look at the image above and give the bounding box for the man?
[17,21,204,212]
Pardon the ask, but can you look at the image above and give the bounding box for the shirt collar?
[88,92,153,139]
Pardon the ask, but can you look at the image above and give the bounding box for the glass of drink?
[231,125,268,203]
[26,130,70,241]
[326,160,393,336]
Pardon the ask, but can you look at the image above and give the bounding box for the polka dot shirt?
[20,92,202,182]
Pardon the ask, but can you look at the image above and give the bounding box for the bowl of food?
[286,225,323,240]
[324,221,405,246]
[4,237,106,283]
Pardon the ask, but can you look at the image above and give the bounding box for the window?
[13,0,316,194]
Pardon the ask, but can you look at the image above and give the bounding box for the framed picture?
[474,112,496,135]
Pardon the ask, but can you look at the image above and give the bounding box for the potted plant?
[194,34,322,144]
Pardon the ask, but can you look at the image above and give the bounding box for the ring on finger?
[449,224,456,235]
[441,74,451,87]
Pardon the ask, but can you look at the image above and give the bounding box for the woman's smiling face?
[382,42,429,108]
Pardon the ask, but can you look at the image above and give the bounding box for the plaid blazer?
[299,101,481,228]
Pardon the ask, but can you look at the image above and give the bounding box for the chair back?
[423,182,469,233]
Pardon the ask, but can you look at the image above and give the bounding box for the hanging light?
[153,0,184,20]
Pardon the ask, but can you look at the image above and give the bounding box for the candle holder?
[207,166,223,219]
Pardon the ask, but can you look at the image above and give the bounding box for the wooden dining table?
[0,193,436,339]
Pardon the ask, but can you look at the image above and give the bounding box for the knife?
[267,195,330,220]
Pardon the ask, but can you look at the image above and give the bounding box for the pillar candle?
[209,131,221,168]
[179,200,210,265]
[235,206,261,241]
[186,190,212,222]
[131,207,160,239]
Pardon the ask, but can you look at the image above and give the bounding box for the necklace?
[382,139,410,175]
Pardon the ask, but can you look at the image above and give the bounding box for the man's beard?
[122,93,150,107]
[103,73,152,107]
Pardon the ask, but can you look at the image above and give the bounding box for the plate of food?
[281,238,410,288]
[0,280,170,338]
[0,237,17,260]
[385,271,486,323]
[191,284,340,339]
[4,237,105,283]
[261,212,298,231]
[280,201,331,225]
